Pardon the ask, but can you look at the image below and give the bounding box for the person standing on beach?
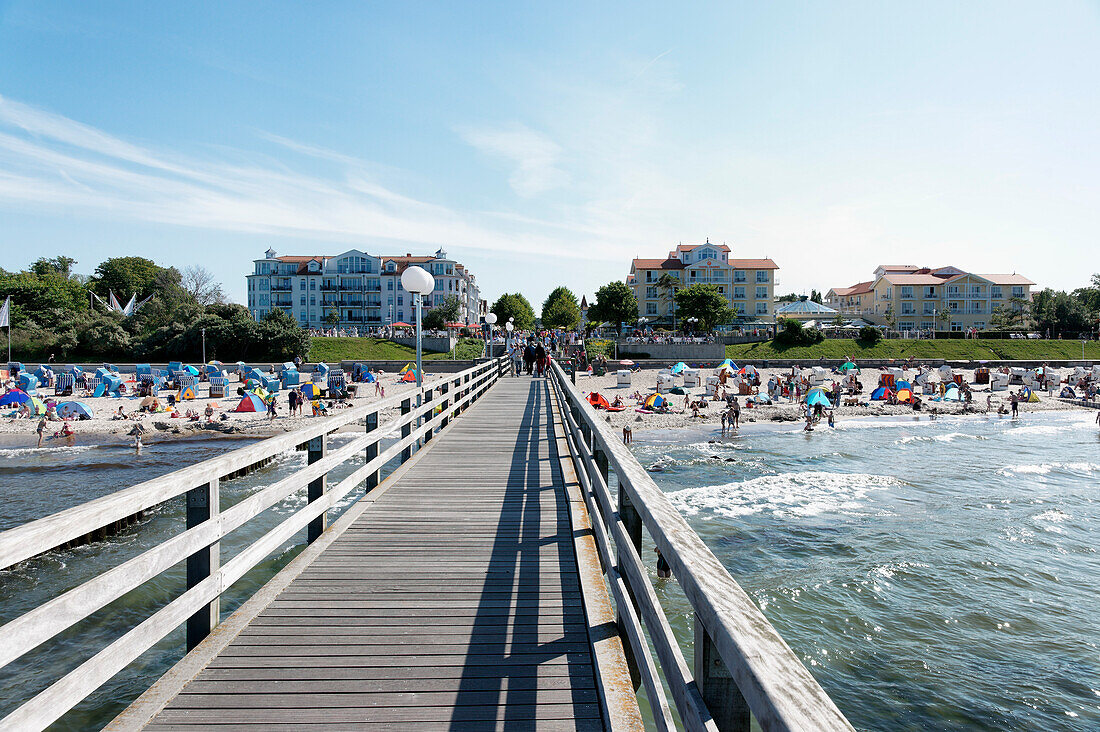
[36,417,47,447]
[730,397,740,429]
[1009,392,1019,418]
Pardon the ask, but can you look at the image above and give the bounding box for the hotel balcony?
[270,282,292,292]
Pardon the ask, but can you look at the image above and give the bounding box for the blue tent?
[806,388,832,407]
[870,386,892,401]
[896,380,912,391]
[670,362,687,375]
[58,401,93,418]
[363,371,376,383]
[943,385,962,401]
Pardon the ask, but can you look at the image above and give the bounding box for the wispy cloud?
[459,123,569,197]
[0,95,629,262]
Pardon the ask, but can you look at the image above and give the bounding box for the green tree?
[674,284,731,332]
[0,270,90,328]
[775,293,800,303]
[937,307,952,335]
[655,273,681,328]
[586,281,637,334]
[541,286,580,330]
[809,289,823,304]
[490,293,536,330]
[91,257,167,299]
[884,304,897,331]
[1031,288,1090,336]
[30,256,77,279]
[422,296,462,332]
[324,310,340,327]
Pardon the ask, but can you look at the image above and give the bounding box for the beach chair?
[55,373,75,396]
[705,375,720,396]
[616,370,632,388]
[139,374,161,396]
[209,376,228,398]
[682,368,701,387]
[263,376,281,393]
[991,372,1009,392]
[327,370,347,395]
[656,373,673,392]
[280,363,301,389]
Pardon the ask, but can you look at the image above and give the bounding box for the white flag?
[0,296,9,328]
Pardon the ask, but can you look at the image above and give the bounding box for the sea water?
[0,432,398,730]
[631,410,1100,730]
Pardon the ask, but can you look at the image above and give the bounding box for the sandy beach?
[564,362,1090,433]
[0,371,450,446]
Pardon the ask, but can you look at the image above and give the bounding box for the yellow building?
[628,241,779,325]
[826,265,1035,332]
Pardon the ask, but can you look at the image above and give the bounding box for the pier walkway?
[2,356,854,731]
[128,377,628,730]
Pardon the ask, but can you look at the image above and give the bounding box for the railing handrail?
[0,358,495,571]
[550,361,854,731]
[1,356,509,731]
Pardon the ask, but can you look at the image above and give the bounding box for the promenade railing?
[548,360,854,732]
[0,357,510,731]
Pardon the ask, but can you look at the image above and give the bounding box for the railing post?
[401,397,412,462]
[440,382,450,429]
[570,358,576,384]
[463,373,471,411]
[364,411,379,491]
[694,616,751,731]
[185,478,219,651]
[306,434,328,543]
[423,386,434,444]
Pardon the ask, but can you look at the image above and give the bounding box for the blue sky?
[1,1,1097,307]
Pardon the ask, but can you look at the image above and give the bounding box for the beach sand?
[563,363,1086,434]
[0,372,448,447]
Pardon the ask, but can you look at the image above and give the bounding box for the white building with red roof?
[627,240,779,325]
[247,247,481,329]
[825,265,1035,332]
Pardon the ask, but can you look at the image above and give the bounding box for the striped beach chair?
[208,376,228,398]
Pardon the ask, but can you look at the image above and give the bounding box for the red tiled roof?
[979,273,1035,286]
[631,258,685,271]
[830,280,874,296]
[728,258,779,269]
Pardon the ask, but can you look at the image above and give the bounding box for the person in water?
[36,417,47,448]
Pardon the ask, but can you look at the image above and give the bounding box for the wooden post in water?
[185,478,219,651]
[364,412,379,491]
[401,397,412,462]
[694,615,751,731]
[306,434,327,543]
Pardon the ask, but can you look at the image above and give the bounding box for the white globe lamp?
[400,266,435,421]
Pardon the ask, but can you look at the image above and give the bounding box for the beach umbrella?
[363,371,376,383]
[300,383,323,399]
[234,392,268,412]
[896,380,912,391]
[670,362,687,375]
[58,401,93,418]
[738,365,758,377]
[249,387,270,400]
[0,389,30,406]
[245,378,263,390]
[183,365,200,376]
[618,359,635,367]
[399,363,416,374]
[838,362,858,373]
[391,322,412,328]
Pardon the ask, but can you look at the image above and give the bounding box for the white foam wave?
[0,445,98,458]
[896,432,987,445]
[998,462,1100,476]
[670,471,900,519]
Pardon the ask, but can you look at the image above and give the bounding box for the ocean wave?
[669,471,901,519]
[0,445,98,458]
[998,462,1100,476]
[896,432,988,445]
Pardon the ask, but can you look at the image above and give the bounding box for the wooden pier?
[1,357,853,731]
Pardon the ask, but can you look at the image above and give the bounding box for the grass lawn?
[309,337,485,363]
[726,338,1100,361]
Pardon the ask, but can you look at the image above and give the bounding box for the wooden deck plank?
[143,378,610,730]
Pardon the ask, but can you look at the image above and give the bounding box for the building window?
[734,287,745,299]
[300,280,306,290]
[899,321,914,331]
[755,302,768,315]
[951,321,963,331]
[734,270,747,283]
[756,271,768,283]
[900,286,913,299]
[974,321,986,330]
[646,303,657,315]
[310,295,316,305]
[924,286,936,298]
[646,286,657,298]
[920,321,933,330]
[991,286,1002,299]
[387,279,394,290]
[755,286,768,299]
[1012,286,1024,298]
[398,296,404,306]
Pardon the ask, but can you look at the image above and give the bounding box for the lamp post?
[505,320,514,351]
[400,266,435,428]
[201,327,206,366]
[485,313,498,359]
[687,316,698,334]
